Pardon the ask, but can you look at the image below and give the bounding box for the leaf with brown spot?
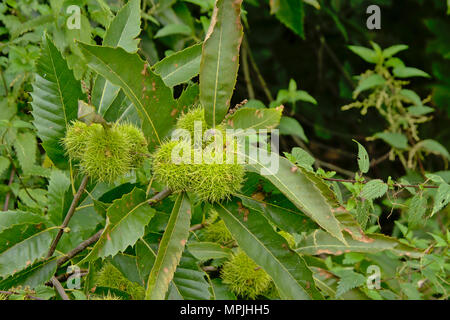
[200,0,244,126]
[81,188,155,262]
[145,193,191,300]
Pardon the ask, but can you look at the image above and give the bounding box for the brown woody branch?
[46,175,89,259]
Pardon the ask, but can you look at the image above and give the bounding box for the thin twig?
[50,276,70,300]
[241,40,255,99]
[323,177,438,189]
[57,229,103,267]
[54,189,172,268]
[5,153,38,204]
[147,188,172,204]
[244,37,273,102]
[320,35,355,89]
[189,223,205,232]
[202,266,218,272]
[370,151,391,167]
[2,167,15,211]
[46,176,89,258]
[46,271,89,287]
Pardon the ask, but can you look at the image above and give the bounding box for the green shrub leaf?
[82,188,155,262]
[200,0,243,126]
[228,107,283,130]
[145,193,191,300]
[78,44,177,148]
[31,35,84,169]
[245,152,346,244]
[360,179,388,200]
[153,43,202,87]
[216,202,323,300]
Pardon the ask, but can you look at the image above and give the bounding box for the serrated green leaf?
[407,106,434,116]
[393,67,431,78]
[137,237,210,300]
[103,0,141,53]
[170,250,211,300]
[13,131,36,173]
[109,253,143,285]
[270,0,304,38]
[216,202,323,300]
[78,43,177,148]
[200,0,243,126]
[154,24,192,38]
[0,258,57,290]
[414,139,450,160]
[354,74,385,95]
[0,227,57,277]
[82,188,155,262]
[311,266,368,300]
[91,75,121,117]
[47,170,70,226]
[348,45,378,63]
[10,14,53,39]
[432,183,450,216]
[245,152,346,244]
[145,193,191,300]
[239,195,316,235]
[355,199,371,229]
[91,0,141,118]
[382,44,408,59]
[400,89,422,106]
[290,147,315,170]
[153,43,202,87]
[353,139,369,174]
[228,107,282,130]
[187,242,232,261]
[135,238,156,284]
[0,156,9,177]
[407,194,427,227]
[278,116,308,142]
[374,132,408,149]
[360,179,388,200]
[0,211,47,233]
[334,269,366,298]
[31,35,84,169]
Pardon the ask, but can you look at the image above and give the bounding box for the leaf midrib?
[79,45,161,144]
[218,203,310,299]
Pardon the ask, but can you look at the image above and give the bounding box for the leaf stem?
[56,229,103,267]
[241,40,255,99]
[244,36,273,102]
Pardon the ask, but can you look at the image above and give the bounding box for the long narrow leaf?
[145,193,191,300]
[216,202,323,300]
[199,0,243,126]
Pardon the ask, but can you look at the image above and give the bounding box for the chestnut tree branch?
[46,175,89,259]
[50,276,70,300]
